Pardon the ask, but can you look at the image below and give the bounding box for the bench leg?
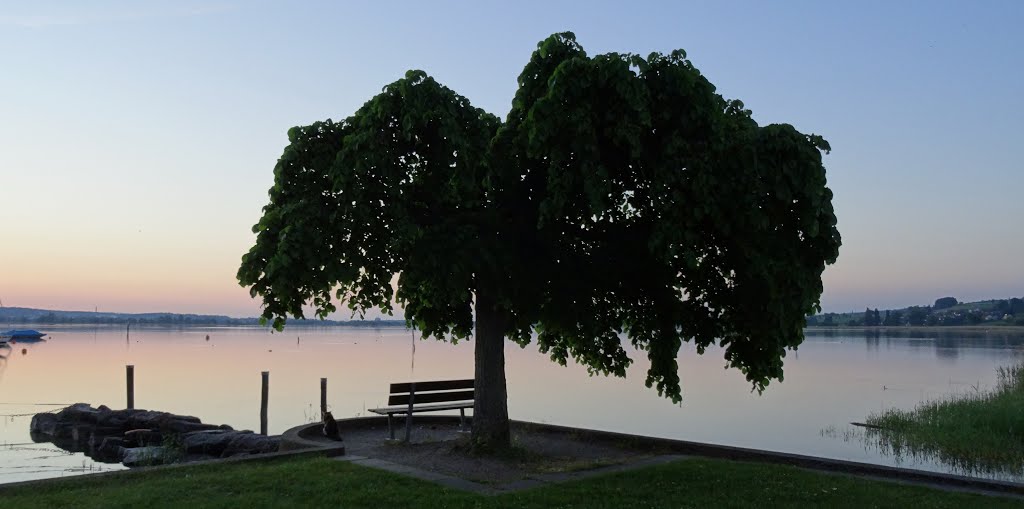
[459,408,466,430]
[387,414,395,440]
[404,413,412,442]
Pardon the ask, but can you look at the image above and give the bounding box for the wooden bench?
[368,379,474,441]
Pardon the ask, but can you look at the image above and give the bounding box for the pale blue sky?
[1,1,1021,316]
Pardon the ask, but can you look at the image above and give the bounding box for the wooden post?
[320,377,328,420]
[126,365,135,410]
[260,371,269,435]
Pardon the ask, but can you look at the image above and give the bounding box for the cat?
[322,411,342,441]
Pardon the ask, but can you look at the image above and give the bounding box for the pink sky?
[2,2,1022,317]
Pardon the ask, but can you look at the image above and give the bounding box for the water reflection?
[808,329,1024,480]
[820,424,1017,479]
[863,427,1021,479]
[805,328,1024,360]
[1,325,1023,484]
[824,419,1024,481]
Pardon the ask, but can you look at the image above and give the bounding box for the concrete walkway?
[334,453,689,495]
[288,417,1024,500]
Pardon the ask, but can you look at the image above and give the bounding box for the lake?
[1,325,1022,484]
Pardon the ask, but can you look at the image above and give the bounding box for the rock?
[49,436,84,453]
[30,413,75,440]
[71,424,92,445]
[97,410,131,429]
[94,437,127,463]
[182,430,240,456]
[223,433,279,457]
[31,403,274,467]
[125,429,164,447]
[90,425,125,439]
[122,446,175,467]
[156,416,223,434]
[30,413,59,435]
[127,410,169,429]
[59,403,103,424]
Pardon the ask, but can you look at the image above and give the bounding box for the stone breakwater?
[30,403,280,467]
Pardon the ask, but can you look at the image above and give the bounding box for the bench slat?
[388,389,474,406]
[389,379,473,394]
[368,401,473,415]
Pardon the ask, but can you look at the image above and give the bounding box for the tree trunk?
[472,286,510,450]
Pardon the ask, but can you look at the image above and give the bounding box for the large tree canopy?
[239,33,841,448]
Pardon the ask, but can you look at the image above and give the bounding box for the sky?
[1,1,1022,317]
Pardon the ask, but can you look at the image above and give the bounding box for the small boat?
[0,329,47,341]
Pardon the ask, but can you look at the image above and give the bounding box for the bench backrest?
[387,379,474,406]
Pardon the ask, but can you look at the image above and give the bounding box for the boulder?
[94,437,127,463]
[122,446,175,467]
[124,429,163,447]
[31,403,275,467]
[126,410,169,429]
[48,435,84,453]
[58,403,103,424]
[88,426,128,451]
[156,416,224,434]
[95,409,131,430]
[223,433,279,457]
[29,413,59,435]
[30,413,75,440]
[182,430,240,456]
[71,424,92,445]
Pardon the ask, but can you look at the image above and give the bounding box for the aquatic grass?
[865,362,1024,474]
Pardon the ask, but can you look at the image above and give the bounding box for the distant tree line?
[1,311,409,328]
[807,296,1024,327]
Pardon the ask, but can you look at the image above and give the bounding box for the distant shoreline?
[0,320,412,329]
[806,325,1024,333]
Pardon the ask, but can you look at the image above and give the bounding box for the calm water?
[1,325,1022,484]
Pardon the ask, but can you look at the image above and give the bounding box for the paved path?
[334,453,689,495]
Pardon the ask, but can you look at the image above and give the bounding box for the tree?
[884,310,903,327]
[863,308,876,326]
[934,297,958,310]
[1010,298,1024,315]
[871,308,882,326]
[907,306,929,326]
[237,33,841,449]
[966,310,984,325]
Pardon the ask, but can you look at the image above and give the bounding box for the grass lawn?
[866,362,1024,474]
[2,455,1020,509]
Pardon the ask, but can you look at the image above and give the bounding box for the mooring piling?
[320,377,328,420]
[260,371,269,435]
[126,365,135,410]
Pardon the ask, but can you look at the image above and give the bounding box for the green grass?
[866,362,1024,474]
[2,455,1020,508]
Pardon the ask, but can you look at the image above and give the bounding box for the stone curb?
[0,439,346,493]
[520,420,1024,497]
[288,416,1024,498]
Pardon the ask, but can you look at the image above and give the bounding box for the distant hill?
[809,296,1024,327]
[0,307,408,328]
